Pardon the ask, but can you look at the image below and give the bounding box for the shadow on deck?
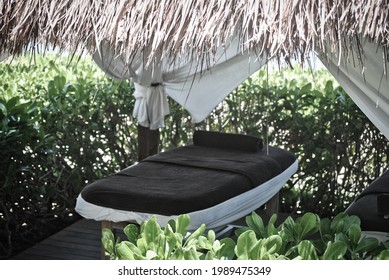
[12,219,101,260]
[11,209,295,260]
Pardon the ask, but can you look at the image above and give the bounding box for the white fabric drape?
[319,38,389,140]
[92,46,169,129]
[0,52,10,62]
[93,38,266,128]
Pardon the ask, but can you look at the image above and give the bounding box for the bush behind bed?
[0,55,387,258]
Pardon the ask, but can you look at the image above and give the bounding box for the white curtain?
[319,37,389,140]
[0,52,10,62]
[93,38,266,129]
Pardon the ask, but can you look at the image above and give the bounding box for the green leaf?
[164,224,179,254]
[116,242,135,260]
[249,239,266,260]
[204,251,215,260]
[101,228,115,255]
[376,249,389,260]
[0,102,7,116]
[347,224,361,247]
[183,247,200,260]
[325,80,334,93]
[246,212,267,238]
[175,214,190,235]
[322,241,347,260]
[198,236,212,250]
[136,238,148,255]
[218,238,236,260]
[235,230,257,260]
[297,212,319,240]
[265,235,283,255]
[319,218,332,242]
[299,83,312,94]
[298,240,319,260]
[123,224,139,244]
[143,217,161,245]
[185,223,206,246]
[355,237,379,254]
[330,213,347,233]
[267,214,278,236]
[208,229,216,244]
[53,75,66,91]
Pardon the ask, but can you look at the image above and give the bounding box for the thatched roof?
[1,0,388,66]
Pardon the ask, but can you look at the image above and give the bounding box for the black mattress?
[80,144,296,216]
[346,170,389,232]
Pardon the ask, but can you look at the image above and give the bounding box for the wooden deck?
[11,203,293,260]
[12,219,102,260]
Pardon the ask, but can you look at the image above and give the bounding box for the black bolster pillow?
[193,130,263,152]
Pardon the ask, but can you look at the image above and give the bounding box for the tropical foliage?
[0,55,387,258]
[102,213,389,260]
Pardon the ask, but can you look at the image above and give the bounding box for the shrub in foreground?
[102,212,389,260]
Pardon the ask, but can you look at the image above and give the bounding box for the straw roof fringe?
[1,0,389,67]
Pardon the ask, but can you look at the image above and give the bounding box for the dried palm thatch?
[1,0,388,66]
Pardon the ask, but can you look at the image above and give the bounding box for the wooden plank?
[12,219,102,260]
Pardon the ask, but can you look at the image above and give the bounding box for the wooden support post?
[137,125,160,161]
[101,221,112,260]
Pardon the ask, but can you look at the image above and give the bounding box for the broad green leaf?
[355,237,379,254]
[325,80,334,93]
[235,226,250,237]
[298,212,319,240]
[136,238,148,255]
[198,236,212,250]
[344,215,361,229]
[6,96,19,110]
[116,242,135,260]
[319,218,332,241]
[347,224,361,246]
[246,212,267,238]
[330,213,346,233]
[0,103,7,115]
[183,247,200,260]
[123,224,139,244]
[175,214,190,235]
[235,230,257,260]
[204,251,215,260]
[185,223,206,245]
[122,241,143,257]
[218,238,236,260]
[156,234,168,259]
[212,240,221,251]
[53,75,66,91]
[376,249,389,260]
[101,228,115,255]
[249,239,266,260]
[322,241,347,260]
[208,230,216,244]
[299,83,312,94]
[143,217,161,245]
[164,224,179,254]
[298,240,319,260]
[265,235,283,255]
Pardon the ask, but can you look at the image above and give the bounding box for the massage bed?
[346,170,389,241]
[75,130,298,230]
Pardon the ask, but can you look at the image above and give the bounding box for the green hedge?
[0,55,387,258]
